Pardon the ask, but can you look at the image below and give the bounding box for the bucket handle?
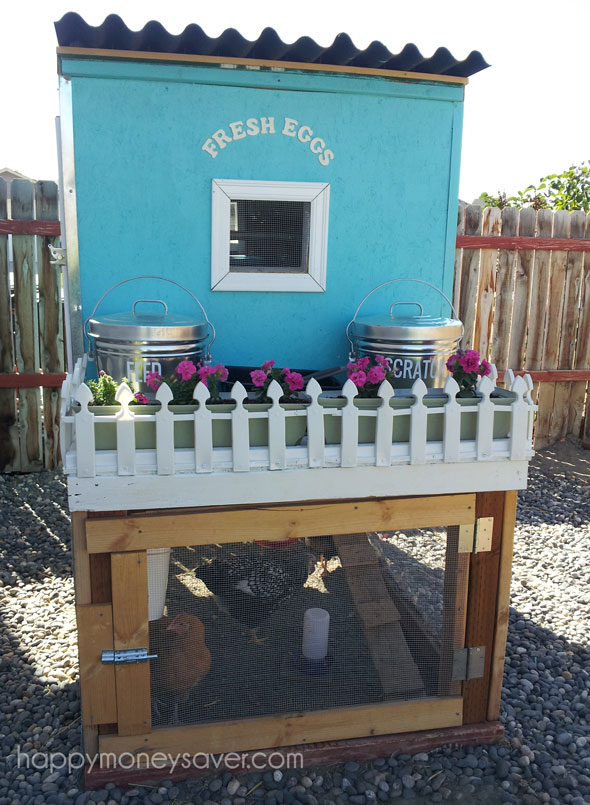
[132,299,168,317]
[84,275,216,362]
[345,278,462,359]
[389,301,424,317]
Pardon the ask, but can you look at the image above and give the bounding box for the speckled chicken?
[195,543,315,643]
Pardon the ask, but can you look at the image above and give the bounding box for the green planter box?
[85,402,308,449]
[319,392,515,445]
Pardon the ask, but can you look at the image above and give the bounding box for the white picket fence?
[60,358,536,481]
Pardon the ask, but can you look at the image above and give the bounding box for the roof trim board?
[56,46,469,85]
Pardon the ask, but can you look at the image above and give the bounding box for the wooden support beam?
[456,235,590,252]
[85,494,476,553]
[111,551,152,736]
[487,490,517,720]
[462,491,505,723]
[0,371,67,388]
[77,604,117,725]
[438,526,470,696]
[0,219,61,235]
[71,511,99,757]
[98,697,463,762]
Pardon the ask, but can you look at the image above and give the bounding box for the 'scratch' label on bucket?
[390,357,446,382]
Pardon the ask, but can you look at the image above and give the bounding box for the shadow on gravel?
[0,472,72,584]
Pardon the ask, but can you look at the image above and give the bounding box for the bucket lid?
[88,310,209,342]
[353,313,463,341]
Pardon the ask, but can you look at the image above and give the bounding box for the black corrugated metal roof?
[55,13,489,78]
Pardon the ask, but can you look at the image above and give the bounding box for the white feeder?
[302,607,330,660]
[147,548,171,621]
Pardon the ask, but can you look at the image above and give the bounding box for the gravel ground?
[0,439,589,805]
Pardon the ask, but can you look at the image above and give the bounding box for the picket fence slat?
[375,381,394,467]
[11,180,42,471]
[526,210,554,371]
[37,181,63,468]
[305,379,325,468]
[473,206,500,357]
[268,380,287,471]
[340,380,360,467]
[458,205,482,348]
[115,384,137,476]
[231,382,250,472]
[0,179,19,472]
[508,207,536,370]
[193,383,212,473]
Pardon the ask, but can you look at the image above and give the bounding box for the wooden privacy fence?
[454,205,590,449]
[0,178,65,472]
[1,188,590,473]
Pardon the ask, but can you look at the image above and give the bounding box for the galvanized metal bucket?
[85,276,216,394]
[345,279,463,389]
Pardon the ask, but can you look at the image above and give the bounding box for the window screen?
[229,200,311,273]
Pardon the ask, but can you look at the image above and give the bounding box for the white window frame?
[211,179,330,292]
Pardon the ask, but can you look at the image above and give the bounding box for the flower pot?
[245,402,308,446]
[147,547,171,621]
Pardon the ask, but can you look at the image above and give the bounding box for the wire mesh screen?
[148,530,467,727]
[229,199,311,272]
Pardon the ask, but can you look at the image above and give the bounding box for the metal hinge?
[458,517,494,553]
[452,646,486,681]
[48,244,67,265]
[101,648,157,665]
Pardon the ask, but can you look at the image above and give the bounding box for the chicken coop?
[54,13,536,786]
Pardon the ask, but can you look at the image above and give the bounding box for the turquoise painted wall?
[63,58,464,370]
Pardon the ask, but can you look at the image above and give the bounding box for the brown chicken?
[149,613,211,723]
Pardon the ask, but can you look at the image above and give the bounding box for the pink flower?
[198,365,214,385]
[134,392,148,405]
[357,356,370,370]
[459,350,481,374]
[347,361,359,372]
[176,360,197,381]
[479,359,492,377]
[146,371,162,391]
[374,355,389,367]
[445,354,461,372]
[350,370,367,388]
[250,369,267,387]
[367,365,386,384]
[98,370,106,377]
[284,371,304,392]
[213,363,229,382]
[261,360,275,371]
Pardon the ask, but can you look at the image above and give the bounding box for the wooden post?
[462,491,505,724]
[487,490,517,720]
[71,511,99,756]
[111,551,152,736]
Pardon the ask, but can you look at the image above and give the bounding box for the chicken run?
[147,532,460,728]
